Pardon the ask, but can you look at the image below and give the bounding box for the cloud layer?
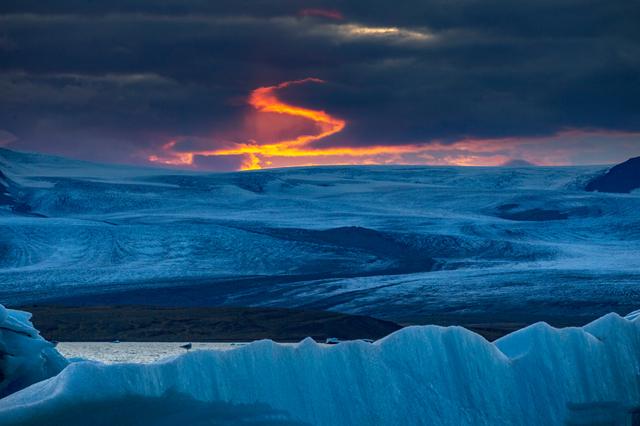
[1,1,639,168]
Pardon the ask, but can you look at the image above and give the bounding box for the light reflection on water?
[57,342,255,364]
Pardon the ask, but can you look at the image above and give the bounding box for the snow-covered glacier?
[2,148,640,324]
[1,309,639,425]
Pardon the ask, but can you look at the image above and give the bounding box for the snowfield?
[0,305,639,425]
[1,148,640,322]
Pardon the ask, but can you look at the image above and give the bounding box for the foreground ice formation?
[0,305,67,398]
[1,310,640,425]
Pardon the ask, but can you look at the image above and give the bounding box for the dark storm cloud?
[0,0,638,164]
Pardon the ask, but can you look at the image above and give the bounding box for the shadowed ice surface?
[1,308,640,426]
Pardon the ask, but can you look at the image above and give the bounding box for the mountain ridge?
[586,156,640,193]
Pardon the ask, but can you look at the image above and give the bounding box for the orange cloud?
[148,80,640,170]
[148,78,438,169]
[149,78,352,169]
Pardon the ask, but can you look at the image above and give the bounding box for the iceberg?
[626,309,640,322]
[1,308,640,425]
[0,305,67,399]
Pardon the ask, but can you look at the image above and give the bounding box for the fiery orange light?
[149,78,385,169]
[148,78,444,169]
[151,80,627,170]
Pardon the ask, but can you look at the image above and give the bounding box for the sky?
[0,1,639,171]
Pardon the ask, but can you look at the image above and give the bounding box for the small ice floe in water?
[325,337,342,344]
[111,339,120,344]
[180,343,192,350]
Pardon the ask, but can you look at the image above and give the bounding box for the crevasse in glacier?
[0,307,639,425]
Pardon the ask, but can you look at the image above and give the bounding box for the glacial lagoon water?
[57,342,255,364]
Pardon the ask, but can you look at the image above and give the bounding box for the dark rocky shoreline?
[21,305,403,343]
[18,305,544,342]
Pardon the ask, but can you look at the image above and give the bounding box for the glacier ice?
[0,310,639,425]
[626,309,640,321]
[0,305,67,399]
[3,147,640,324]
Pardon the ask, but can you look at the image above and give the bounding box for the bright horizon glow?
[147,79,640,171]
[147,78,458,170]
[149,78,432,170]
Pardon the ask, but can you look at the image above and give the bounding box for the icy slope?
[0,305,67,398]
[1,313,640,425]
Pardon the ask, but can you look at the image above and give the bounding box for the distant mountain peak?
[500,159,536,167]
[585,156,640,193]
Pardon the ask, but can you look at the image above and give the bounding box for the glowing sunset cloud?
[246,78,346,151]
[147,140,192,166]
[149,78,358,169]
[148,78,446,169]
[148,80,640,171]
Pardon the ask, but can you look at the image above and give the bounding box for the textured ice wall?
[1,312,639,425]
[0,305,67,398]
